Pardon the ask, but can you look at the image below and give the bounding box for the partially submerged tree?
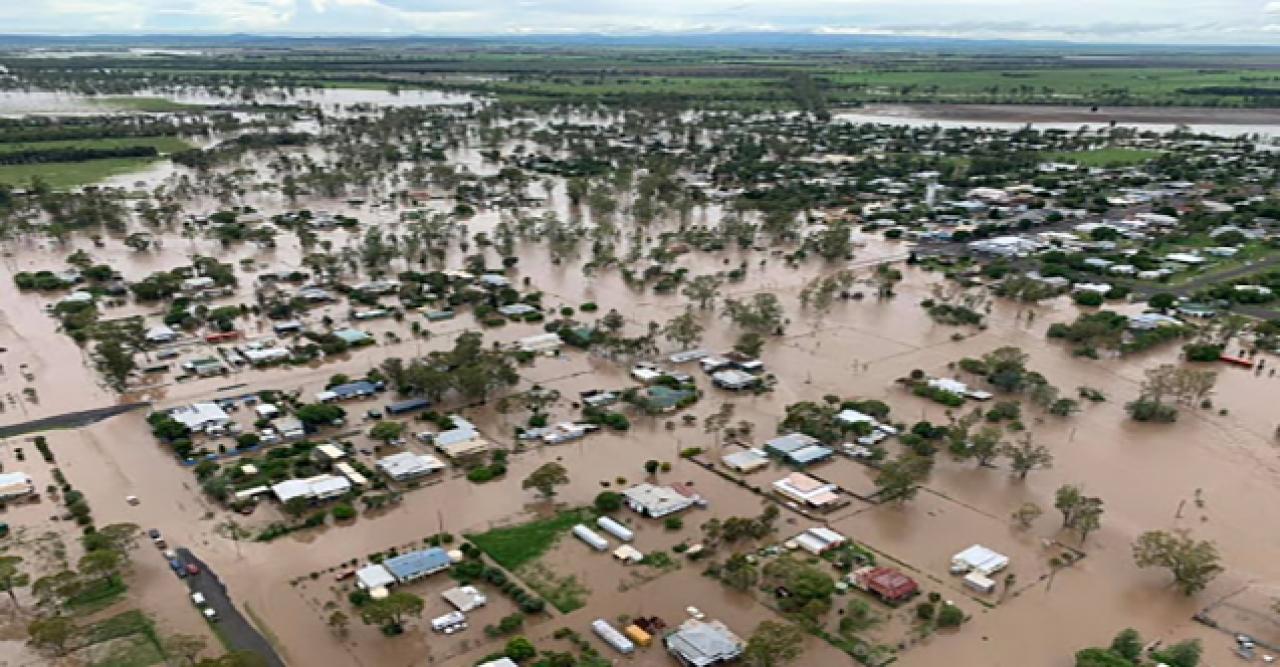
[1132,530,1223,596]
[522,462,569,500]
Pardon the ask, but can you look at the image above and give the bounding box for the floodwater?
[2,93,1280,666]
[836,103,1280,138]
[0,87,476,118]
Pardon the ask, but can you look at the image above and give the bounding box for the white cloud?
[2,0,1279,43]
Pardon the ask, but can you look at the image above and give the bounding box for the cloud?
[1,0,1279,43]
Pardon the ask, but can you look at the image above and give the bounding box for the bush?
[1072,291,1104,307]
[1126,398,1178,423]
[332,504,357,521]
[663,516,684,531]
[937,604,964,628]
[1182,343,1223,362]
[594,491,622,513]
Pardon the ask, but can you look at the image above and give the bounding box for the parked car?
[185,563,200,576]
[148,529,166,548]
[168,559,185,577]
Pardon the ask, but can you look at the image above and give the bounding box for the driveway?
[177,548,286,667]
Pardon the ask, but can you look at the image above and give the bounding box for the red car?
[185,563,200,576]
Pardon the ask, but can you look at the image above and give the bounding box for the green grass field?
[1042,148,1161,167]
[0,136,191,154]
[0,157,164,189]
[465,508,593,571]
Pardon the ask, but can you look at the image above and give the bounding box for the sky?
[2,0,1280,45]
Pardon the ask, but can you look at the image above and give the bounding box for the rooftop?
[664,618,744,666]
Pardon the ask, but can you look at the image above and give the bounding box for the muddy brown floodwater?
[2,120,1280,667]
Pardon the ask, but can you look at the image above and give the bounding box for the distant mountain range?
[0,32,1278,54]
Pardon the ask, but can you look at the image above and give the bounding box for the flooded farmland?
[0,77,1279,667]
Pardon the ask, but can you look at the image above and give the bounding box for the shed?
[386,398,431,415]
[951,544,1009,575]
[441,585,488,612]
[764,433,821,458]
[663,618,744,666]
[722,448,770,473]
[355,564,395,590]
[793,527,847,555]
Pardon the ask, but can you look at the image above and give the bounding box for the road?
[0,401,149,439]
[177,548,287,667]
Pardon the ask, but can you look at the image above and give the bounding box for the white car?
[686,606,705,621]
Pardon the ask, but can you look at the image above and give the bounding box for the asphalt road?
[177,548,286,667]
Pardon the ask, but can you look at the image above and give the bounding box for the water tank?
[591,619,635,655]
[596,516,634,542]
[572,524,608,551]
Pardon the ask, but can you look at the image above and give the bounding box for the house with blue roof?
[383,547,452,584]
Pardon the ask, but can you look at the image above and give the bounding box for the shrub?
[594,491,622,513]
[663,516,683,531]
[1182,343,1223,362]
[332,504,357,521]
[937,604,964,628]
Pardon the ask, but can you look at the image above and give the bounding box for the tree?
[1109,628,1143,662]
[662,308,705,350]
[295,403,345,427]
[1148,293,1177,311]
[723,293,787,335]
[77,548,123,584]
[683,275,722,310]
[874,454,931,504]
[27,615,75,655]
[369,420,405,444]
[1003,434,1054,480]
[83,523,140,554]
[720,553,759,591]
[1074,647,1135,667]
[742,621,805,667]
[522,462,569,500]
[327,610,350,637]
[1055,484,1084,528]
[963,425,1003,467]
[1152,639,1203,667]
[504,636,537,661]
[1132,530,1223,595]
[1074,496,1104,544]
[95,338,135,390]
[733,332,766,358]
[359,591,424,631]
[644,460,660,476]
[164,633,209,666]
[0,556,29,609]
[1011,502,1043,529]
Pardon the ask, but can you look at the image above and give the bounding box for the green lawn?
[0,136,191,154]
[0,157,164,189]
[1041,148,1160,167]
[465,508,593,571]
